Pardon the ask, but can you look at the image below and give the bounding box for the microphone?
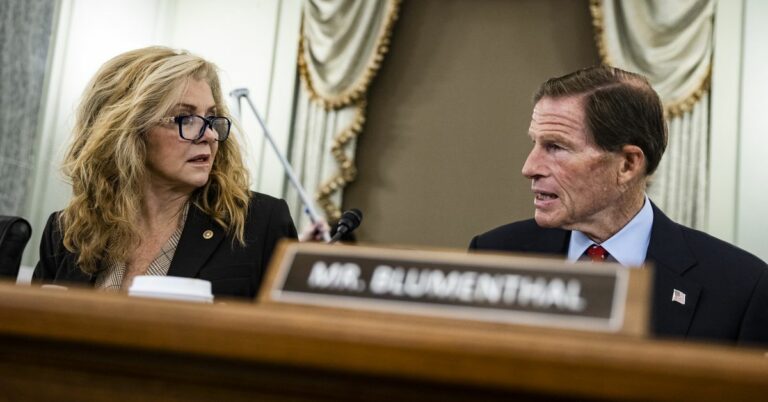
[329,209,363,244]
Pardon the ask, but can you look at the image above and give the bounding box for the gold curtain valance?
[298,0,401,110]
[590,0,714,118]
[292,0,402,222]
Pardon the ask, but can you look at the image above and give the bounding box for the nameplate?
[263,242,650,334]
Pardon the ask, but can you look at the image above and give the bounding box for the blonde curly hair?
[61,46,250,274]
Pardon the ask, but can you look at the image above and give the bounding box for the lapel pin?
[202,230,214,240]
[672,289,686,305]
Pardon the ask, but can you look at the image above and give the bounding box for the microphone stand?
[229,88,331,242]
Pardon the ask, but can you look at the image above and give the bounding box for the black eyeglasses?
[158,115,231,142]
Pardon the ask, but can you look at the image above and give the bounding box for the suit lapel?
[523,206,701,337]
[646,204,701,337]
[167,203,226,279]
[524,226,570,256]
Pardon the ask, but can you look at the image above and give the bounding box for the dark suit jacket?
[469,204,768,346]
[34,192,297,299]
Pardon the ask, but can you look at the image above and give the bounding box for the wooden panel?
[0,282,766,401]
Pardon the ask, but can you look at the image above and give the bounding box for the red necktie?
[586,244,608,262]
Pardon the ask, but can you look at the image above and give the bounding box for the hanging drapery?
[0,0,56,215]
[287,0,400,228]
[590,0,714,229]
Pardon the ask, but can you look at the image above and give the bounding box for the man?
[470,66,768,346]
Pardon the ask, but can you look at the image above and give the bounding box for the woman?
[34,46,297,299]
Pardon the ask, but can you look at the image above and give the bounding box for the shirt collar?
[567,195,654,267]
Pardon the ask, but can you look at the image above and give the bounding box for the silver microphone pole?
[229,88,331,242]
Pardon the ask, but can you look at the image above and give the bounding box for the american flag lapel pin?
[672,289,686,305]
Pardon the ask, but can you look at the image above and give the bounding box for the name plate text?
[265,243,646,333]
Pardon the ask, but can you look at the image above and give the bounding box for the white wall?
[21,0,302,270]
[708,0,743,243]
[736,0,768,261]
[708,0,768,262]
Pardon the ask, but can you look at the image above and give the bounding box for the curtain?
[0,0,56,215]
[286,0,400,229]
[590,0,714,228]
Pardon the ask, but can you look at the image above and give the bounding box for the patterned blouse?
[95,203,189,291]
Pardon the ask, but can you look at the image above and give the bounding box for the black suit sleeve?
[468,235,480,250]
[33,212,60,283]
[738,267,768,346]
[253,198,297,293]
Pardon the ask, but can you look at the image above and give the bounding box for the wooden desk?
[0,281,766,401]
